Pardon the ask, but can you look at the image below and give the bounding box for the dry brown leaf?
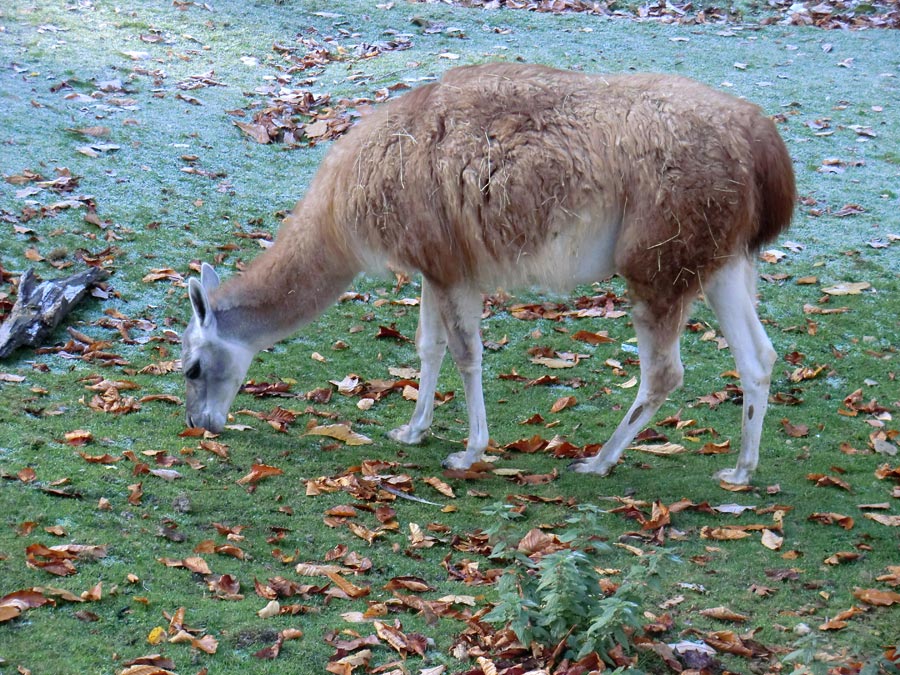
[234,121,271,144]
[864,513,900,527]
[700,526,752,541]
[807,473,851,491]
[118,666,178,675]
[64,429,93,446]
[516,528,567,556]
[630,442,687,455]
[550,395,577,413]
[530,356,576,369]
[853,588,900,606]
[824,551,861,565]
[700,606,749,622]
[324,571,370,599]
[305,423,372,446]
[237,463,284,485]
[808,512,854,529]
[822,281,870,296]
[423,476,455,498]
[761,529,783,550]
[383,576,433,593]
[198,439,229,459]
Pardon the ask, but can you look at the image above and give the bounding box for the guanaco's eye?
[185,362,202,380]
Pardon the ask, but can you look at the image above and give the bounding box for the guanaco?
[182,63,795,485]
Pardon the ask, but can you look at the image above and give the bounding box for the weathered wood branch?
[0,267,109,359]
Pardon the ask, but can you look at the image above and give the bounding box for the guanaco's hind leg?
[703,255,777,485]
[571,300,687,476]
[388,279,448,445]
[433,285,490,470]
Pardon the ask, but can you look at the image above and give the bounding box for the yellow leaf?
[147,626,166,645]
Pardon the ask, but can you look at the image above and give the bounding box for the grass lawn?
[0,1,898,674]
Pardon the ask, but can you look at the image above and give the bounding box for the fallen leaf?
[761,529,783,550]
[305,423,372,446]
[808,512,854,529]
[549,395,577,413]
[781,418,809,437]
[630,442,688,455]
[700,606,749,622]
[807,473,851,491]
[234,120,271,144]
[824,551,860,565]
[864,513,900,527]
[237,463,284,485]
[853,588,900,606]
[423,476,455,498]
[822,281,871,296]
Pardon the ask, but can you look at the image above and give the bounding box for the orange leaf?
[65,430,94,446]
[808,512,854,529]
[347,522,383,545]
[824,551,860,566]
[198,439,229,458]
[423,476,456,498]
[806,473,851,491]
[237,463,284,485]
[127,482,143,505]
[550,395,577,413]
[571,329,615,345]
[853,588,900,606]
[781,418,809,437]
[325,571,370,599]
[79,452,121,464]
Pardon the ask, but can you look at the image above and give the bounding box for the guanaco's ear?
[188,277,215,329]
[200,263,220,293]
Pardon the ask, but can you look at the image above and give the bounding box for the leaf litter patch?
[408,0,900,28]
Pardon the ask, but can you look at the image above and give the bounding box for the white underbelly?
[359,210,622,293]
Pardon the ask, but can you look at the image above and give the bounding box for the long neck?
[209,209,360,351]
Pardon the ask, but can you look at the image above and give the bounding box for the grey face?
[182,265,254,433]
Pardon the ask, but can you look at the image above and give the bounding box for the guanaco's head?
[181,264,255,433]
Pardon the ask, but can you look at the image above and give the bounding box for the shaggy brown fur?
[186,63,795,482]
[218,63,794,331]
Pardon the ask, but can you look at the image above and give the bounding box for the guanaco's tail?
[749,117,797,251]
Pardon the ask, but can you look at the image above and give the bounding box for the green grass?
[1,1,899,674]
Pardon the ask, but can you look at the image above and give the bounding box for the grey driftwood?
[0,267,109,359]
